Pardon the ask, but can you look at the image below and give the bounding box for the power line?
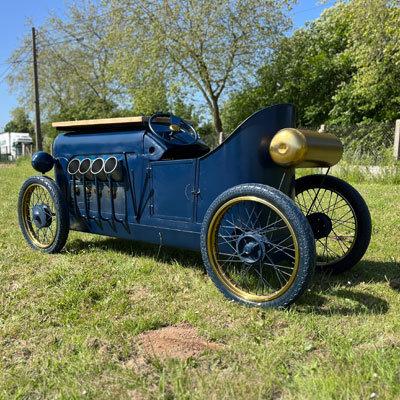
[0,35,82,74]
[0,4,128,74]
[0,64,14,83]
[0,48,32,85]
[0,42,32,75]
[0,59,32,66]
[0,64,24,84]
[292,1,335,16]
[37,37,85,48]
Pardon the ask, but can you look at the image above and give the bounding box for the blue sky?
[0,0,337,131]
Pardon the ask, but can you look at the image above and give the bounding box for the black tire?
[201,184,316,309]
[295,174,371,274]
[18,175,69,253]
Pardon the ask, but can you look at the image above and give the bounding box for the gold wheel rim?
[295,188,357,266]
[21,183,58,249]
[207,196,299,302]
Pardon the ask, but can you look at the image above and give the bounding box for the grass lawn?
[0,159,399,399]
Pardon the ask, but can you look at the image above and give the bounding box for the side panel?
[151,159,196,222]
[197,104,297,222]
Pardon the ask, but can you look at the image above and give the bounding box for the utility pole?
[32,27,42,151]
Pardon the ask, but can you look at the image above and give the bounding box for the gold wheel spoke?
[209,196,299,303]
[21,183,58,249]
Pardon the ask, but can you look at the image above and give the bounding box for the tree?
[7,0,126,125]
[4,107,34,134]
[329,0,400,124]
[222,2,353,132]
[108,0,294,136]
[223,0,400,129]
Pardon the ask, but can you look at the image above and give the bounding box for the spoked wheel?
[295,174,371,274]
[18,175,69,253]
[201,184,315,309]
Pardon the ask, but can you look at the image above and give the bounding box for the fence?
[0,146,12,162]
[302,121,397,164]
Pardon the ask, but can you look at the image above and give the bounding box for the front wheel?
[295,174,371,274]
[201,184,316,309]
[18,175,69,253]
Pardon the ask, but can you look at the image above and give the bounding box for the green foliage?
[7,1,124,138]
[330,0,400,124]
[7,0,294,144]
[222,0,400,131]
[7,0,400,148]
[327,1,400,124]
[222,3,352,132]
[197,121,218,149]
[41,95,127,151]
[4,107,34,134]
[109,0,294,136]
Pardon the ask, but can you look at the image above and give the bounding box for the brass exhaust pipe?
[104,156,123,181]
[269,128,343,168]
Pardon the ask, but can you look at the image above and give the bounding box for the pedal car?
[18,104,372,308]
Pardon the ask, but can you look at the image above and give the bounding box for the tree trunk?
[211,97,224,138]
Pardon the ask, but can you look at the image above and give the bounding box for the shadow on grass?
[296,289,389,315]
[65,237,398,315]
[296,260,400,315]
[65,236,205,271]
[311,259,400,288]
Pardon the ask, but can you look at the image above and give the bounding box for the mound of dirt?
[135,322,223,361]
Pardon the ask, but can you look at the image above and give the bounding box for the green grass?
[1,159,400,399]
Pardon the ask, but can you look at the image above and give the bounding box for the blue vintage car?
[18,104,371,308]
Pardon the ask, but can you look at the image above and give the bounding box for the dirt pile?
[135,322,222,361]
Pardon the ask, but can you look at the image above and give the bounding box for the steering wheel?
[148,113,199,146]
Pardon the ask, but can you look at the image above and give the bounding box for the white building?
[0,132,33,161]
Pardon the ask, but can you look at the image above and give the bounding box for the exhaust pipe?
[104,156,123,181]
[79,158,95,181]
[67,158,81,179]
[91,157,107,181]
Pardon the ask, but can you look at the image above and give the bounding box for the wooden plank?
[52,116,147,128]
[52,116,197,131]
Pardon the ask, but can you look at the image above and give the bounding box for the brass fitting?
[269,128,343,168]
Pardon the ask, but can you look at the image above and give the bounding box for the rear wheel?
[295,174,371,274]
[18,175,69,253]
[201,184,316,309]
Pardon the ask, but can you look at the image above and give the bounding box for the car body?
[18,103,371,308]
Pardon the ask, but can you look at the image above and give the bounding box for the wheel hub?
[236,233,266,264]
[307,212,332,240]
[32,204,53,228]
